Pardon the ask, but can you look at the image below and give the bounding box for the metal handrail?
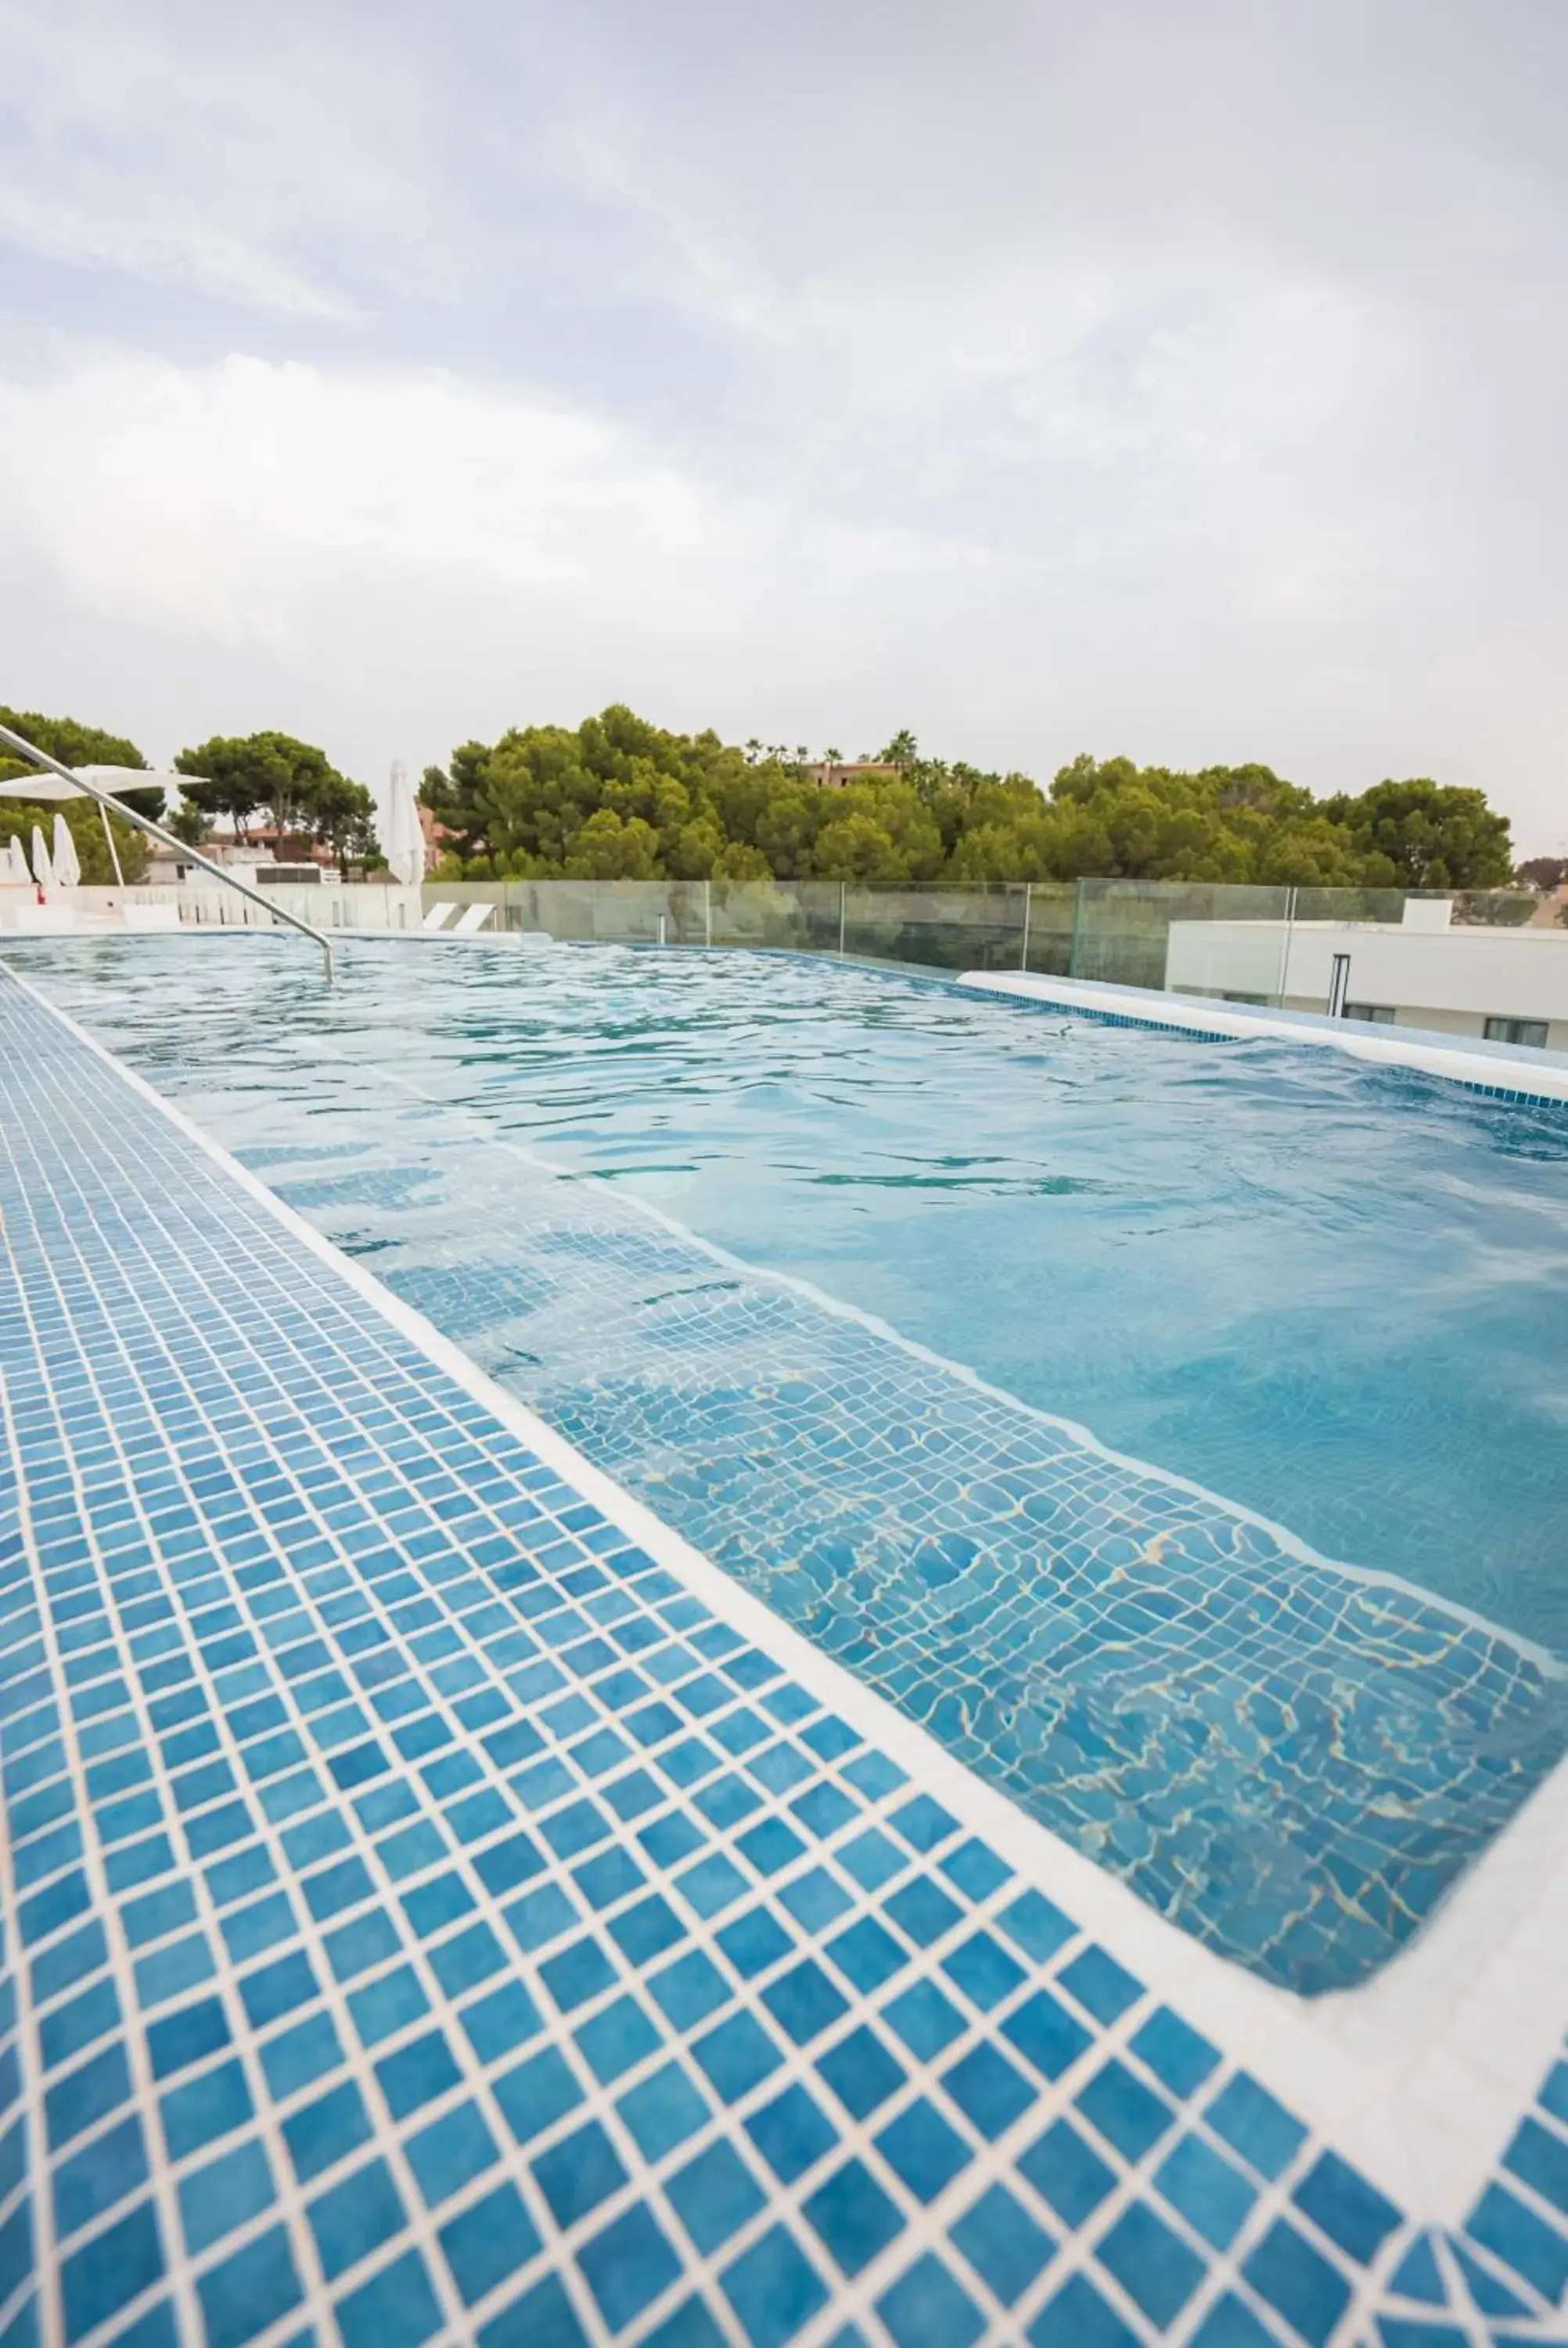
[0,720,336,982]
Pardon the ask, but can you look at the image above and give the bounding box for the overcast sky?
[2,0,1565,847]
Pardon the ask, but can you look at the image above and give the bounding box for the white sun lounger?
[420,902,457,931]
[451,903,494,935]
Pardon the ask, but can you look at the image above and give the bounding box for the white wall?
[1167,919,1568,1048]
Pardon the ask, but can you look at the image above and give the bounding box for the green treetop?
[0,704,164,823]
[1318,777,1515,889]
[422,708,1516,893]
[174,732,379,874]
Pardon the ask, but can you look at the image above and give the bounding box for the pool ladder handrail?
[0,720,336,983]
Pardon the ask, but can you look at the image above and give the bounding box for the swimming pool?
[18,936,1568,1995]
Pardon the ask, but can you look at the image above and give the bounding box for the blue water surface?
[26,935,1565,1651]
[16,935,1568,1991]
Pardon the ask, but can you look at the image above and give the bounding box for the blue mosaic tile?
[721,2224,830,2348]
[948,2181,1055,2305]
[62,2195,162,2335]
[1293,2148,1402,2263]
[577,2201,682,2331]
[940,2040,1035,2140]
[196,2227,304,2348]
[336,2247,444,2348]
[1155,2131,1257,2249]
[1058,1945,1143,2026]
[1186,2296,1282,2348]
[1018,2116,1118,2227]
[308,2155,407,2280]
[804,2155,905,2276]
[178,2138,275,2254]
[1131,2008,1221,2101]
[1095,2199,1207,2326]
[1501,2116,1568,2218]
[439,2177,541,2303]
[532,2116,627,2227]
[745,2083,838,2184]
[1464,2181,1568,2304]
[667,2137,767,2254]
[1206,2071,1309,2181]
[875,2251,984,2348]
[1027,2269,1142,2347]
[874,2098,972,2203]
[817,2026,907,2121]
[405,2101,500,2206]
[1243,2217,1353,2345]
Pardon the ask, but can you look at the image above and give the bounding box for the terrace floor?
[1,961,1566,2348]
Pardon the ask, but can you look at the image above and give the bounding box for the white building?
[1166,899,1568,1050]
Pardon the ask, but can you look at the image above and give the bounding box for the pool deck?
[958,970,1568,1105]
[2,961,1566,2348]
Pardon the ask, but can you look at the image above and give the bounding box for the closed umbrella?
[383,759,424,888]
[4,837,27,884]
[52,813,82,888]
[29,825,53,888]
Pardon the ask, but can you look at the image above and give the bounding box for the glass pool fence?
[76,874,1557,1006]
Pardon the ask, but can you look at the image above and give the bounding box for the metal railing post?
[97,800,126,888]
[0,720,336,982]
[1020,881,1032,972]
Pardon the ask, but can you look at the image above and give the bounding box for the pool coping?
[5,957,1567,2238]
[957,968,1568,1104]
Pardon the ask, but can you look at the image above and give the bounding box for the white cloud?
[0,187,357,320]
[2,5,1566,845]
[1,327,1564,855]
[0,346,987,776]
[0,0,448,315]
[0,353,708,645]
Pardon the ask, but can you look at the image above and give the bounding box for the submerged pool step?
[275,1150,1567,1997]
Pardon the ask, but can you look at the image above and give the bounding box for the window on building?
[1483,1016,1548,1050]
[1343,1003,1396,1025]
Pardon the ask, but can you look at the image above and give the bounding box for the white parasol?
[52,813,83,888]
[3,836,28,884]
[383,759,424,888]
[29,825,53,888]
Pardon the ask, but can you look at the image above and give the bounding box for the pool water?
[18,936,1568,1993]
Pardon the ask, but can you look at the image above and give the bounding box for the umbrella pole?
[98,801,126,889]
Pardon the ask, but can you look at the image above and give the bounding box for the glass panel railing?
[396,879,1568,1038]
[1020,884,1077,978]
[1450,890,1541,929]
[710,880,840,952]
[840,885,1028,971]
[1291,886,1415,926]
[1073,880,1293,997]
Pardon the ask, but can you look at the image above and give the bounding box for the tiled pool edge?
[958,970,1568,1107]
[2,965,1565,2347]
[8,958,1568,2228]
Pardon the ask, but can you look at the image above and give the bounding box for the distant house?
[419,804,455,870]
[803,761,904,792]
[144,822,336,888]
